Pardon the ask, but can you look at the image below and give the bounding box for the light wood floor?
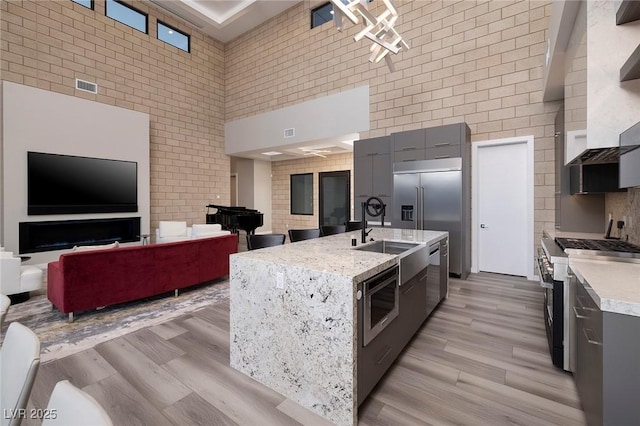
[24,273,586,426]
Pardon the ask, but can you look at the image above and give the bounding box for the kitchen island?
[229,228,448,426]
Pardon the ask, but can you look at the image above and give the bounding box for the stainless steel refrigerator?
[392,158,470,278]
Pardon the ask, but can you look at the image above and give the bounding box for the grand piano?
[206,204,264,235]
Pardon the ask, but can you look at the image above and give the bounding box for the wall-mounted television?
[28,151,138,215]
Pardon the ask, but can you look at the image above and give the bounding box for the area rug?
[1,278,230,362]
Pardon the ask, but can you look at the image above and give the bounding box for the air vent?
[75,79,97,94]
[284,128,295,138]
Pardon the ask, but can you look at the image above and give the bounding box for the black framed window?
[106,0,148,34]
[71,0,93,9]
[319,170,350,227]
[291,173,313,215]
[311,2,333,29]
[157,21,190,52]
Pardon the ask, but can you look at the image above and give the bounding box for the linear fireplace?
[19,217,141,254]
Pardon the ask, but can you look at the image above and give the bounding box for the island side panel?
[230,255,357,426]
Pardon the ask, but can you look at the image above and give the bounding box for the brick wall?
[2,0,561,250]
[0,0,227,228]
[226,0,559,246]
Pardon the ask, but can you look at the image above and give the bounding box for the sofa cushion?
[158,221,188,238]
[72,241,119,252]
[191,224,222,237]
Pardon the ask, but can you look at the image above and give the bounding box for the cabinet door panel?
[354,156,373,197]
[354,136,390,157]
[372,153,392,198]
[392,129,426,151]
[426,124,462,148]
[425,144,461,160]
[394,149,426,163]
[398,270,428,347]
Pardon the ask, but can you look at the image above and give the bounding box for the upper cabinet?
[616,0,640,24]
[617,1,640,81]
[353,136,392,221]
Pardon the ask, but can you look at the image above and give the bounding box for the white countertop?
[232,228,448,283]
[543,228,606,241]
[569,257,640,317]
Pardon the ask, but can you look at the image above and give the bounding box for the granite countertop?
[569,257,640,317]
[232,228,448,283]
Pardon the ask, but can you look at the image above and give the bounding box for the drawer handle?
[576,295,596,311]
[401,146,416,151]
[434,142,450,147]
[377,194,389,197]
[434,155,450,159]
[583,328,602,346]
[367,152,379,156]
[401,284,415,294]
[573,306,587,319]
[376,346,393,365]
[402,159,415,162]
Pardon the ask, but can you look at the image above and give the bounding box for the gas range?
[537,234,640,373]
[555,237,640,254]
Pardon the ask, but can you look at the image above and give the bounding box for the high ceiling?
[148,0,302,43]
[148,1,357,161]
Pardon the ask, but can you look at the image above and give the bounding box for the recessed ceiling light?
[168,30,174,34]
[262,151,282,156]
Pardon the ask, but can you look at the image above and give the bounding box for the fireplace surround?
[19,217,141,254]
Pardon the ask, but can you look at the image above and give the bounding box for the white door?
[477,142,528,276]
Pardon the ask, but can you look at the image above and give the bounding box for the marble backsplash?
[605,188,640,245]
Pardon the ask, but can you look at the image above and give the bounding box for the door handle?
[415,187,420,230]
[480,224,488,229]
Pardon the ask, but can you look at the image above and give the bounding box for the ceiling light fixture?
[262,151,282,156]
[301,148,332,158]
[330,0,409,72]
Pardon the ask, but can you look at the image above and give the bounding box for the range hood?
[565,129,635,165]
[570,163,625,194]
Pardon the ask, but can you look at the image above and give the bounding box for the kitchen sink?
[355,240,428,285]
[355,240,422,255]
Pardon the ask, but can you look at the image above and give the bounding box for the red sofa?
[47,234,237,320]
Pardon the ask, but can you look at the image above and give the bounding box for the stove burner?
[555,237,640,253]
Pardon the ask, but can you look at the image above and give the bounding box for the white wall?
[587,0,640,146]
[1,81,150,264]
[225,86,369,155]
[253,159,272,234]
[229,157,272,234]
[234,158,255,209]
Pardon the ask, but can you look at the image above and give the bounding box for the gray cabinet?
[571,271,640,426]
[353,136,392,220]
[392,129,426,163]
[574,278,603,426]
[357,282,403,406]
[397,267,428,347]
[391,124,467,163]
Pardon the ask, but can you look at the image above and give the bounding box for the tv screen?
[28,151,138,215]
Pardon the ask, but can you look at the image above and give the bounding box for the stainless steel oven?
[538,233,640,372]
[537,245,565,370]
[361,265,399,346]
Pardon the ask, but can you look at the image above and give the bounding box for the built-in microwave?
[360,265,399,347]
[620,121,640,188]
